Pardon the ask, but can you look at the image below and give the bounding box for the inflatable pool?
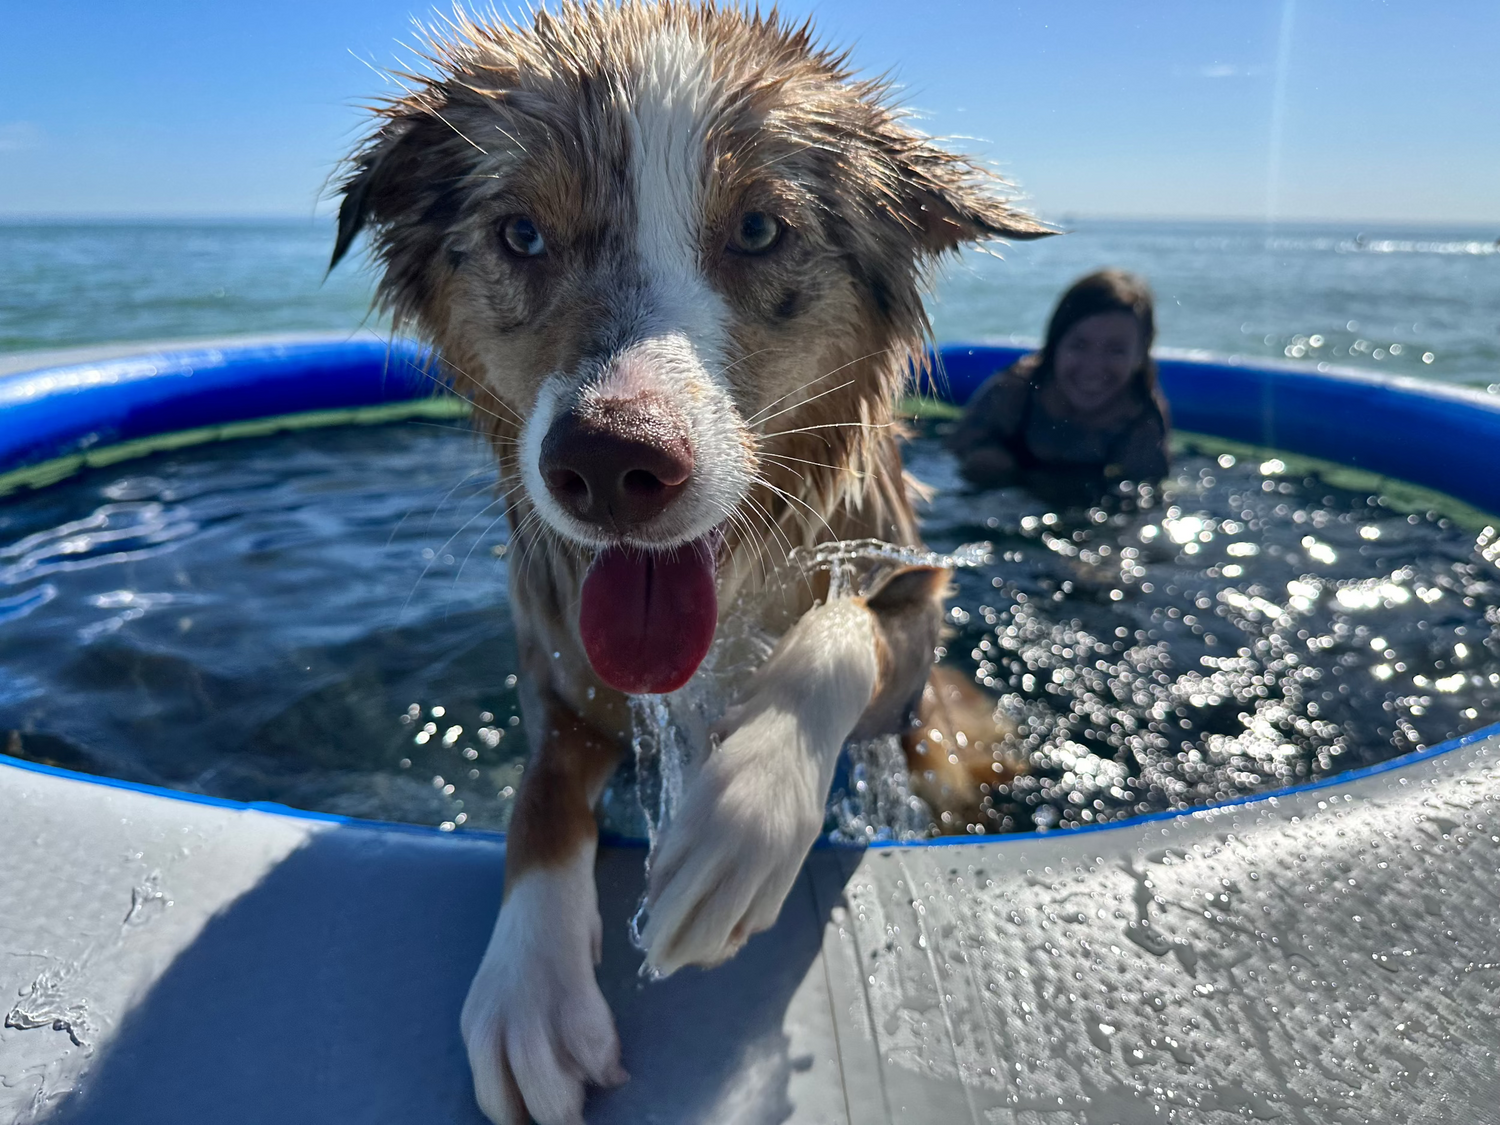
[2,336,1497,1124]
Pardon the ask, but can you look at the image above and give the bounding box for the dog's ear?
[329,112,461,273]
[329,128,409,272]
[329,151,379,272]
[888,137,1055,255]
[865,564,951,614]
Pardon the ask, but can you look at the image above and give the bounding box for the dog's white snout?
[522,336,753,550]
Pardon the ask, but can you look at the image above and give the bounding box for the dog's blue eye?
[731,211,781,255]
[501,215,545,258]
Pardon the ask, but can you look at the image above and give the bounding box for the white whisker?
[748,378,856,431]
[743,346,896,427]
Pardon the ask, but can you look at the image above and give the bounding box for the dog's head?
[334,2,1046,692]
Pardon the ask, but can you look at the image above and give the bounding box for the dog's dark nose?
[540,394,694,530]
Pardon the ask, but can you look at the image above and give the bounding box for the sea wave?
[1267,236,1498,256]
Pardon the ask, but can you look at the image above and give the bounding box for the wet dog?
[332,4,1045,1121]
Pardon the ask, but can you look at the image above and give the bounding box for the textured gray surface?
[2,738,1498,1124]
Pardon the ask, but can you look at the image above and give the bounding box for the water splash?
[624,661,721,954]
[630,538,991,827]
[626,694,678,953]
[624,537,992,946]
[783,537,991,600]
[828,735,934,843]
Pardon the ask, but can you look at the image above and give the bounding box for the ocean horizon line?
[2,212,1497,231]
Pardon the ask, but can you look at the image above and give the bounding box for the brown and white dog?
[332,4,1046,1121]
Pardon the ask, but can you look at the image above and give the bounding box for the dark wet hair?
[1029,269,1169,423]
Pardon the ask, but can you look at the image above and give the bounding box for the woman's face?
[1052,311,1146,414]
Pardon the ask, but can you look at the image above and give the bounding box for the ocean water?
[0,220,377,355]
[2,217,1497,386]
[931,220,1500,388]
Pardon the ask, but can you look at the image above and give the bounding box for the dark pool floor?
[3,418,1498,834]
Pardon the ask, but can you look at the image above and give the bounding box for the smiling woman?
[946,269,1171,494]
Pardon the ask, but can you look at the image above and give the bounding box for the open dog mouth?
[579,531,720,695]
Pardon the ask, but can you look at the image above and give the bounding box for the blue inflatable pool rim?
[6,336,1500,513]
[6,335,1500,511]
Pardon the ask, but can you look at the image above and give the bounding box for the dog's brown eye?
[729,211,781,255]
[501,215,546,258]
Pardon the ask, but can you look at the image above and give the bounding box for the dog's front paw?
[462,857,627,1125]
[640,731,823,977]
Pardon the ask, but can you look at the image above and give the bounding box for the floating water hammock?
[2,336,1497,1124]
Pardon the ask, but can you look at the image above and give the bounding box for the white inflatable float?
[1,336,1497,1123]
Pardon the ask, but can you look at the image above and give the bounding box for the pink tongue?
[579,537,718,695]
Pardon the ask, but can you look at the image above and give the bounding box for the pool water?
[2,418,1498,835]
[0,420,523,830]
[907,426,1500,832]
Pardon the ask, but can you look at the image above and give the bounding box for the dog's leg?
[461,691,627,1125]
[844,565,1018,828]
[639,567,951,975]
[640,593,881,975]
[840,562,1018,831]
[904,663,1020,830]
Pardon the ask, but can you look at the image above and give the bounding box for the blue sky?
[1,0,1495,223]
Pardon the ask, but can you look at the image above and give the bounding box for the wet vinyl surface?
[4,419,1500,834]
[6,718,1497,1125]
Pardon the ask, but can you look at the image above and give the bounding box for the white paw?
[462,852,627,1125]
[641,597,881,977]
[640,714,826,977]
